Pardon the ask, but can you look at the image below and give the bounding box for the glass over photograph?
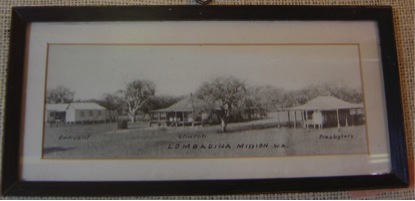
[43,44,368,159]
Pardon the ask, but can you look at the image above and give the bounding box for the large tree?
[196,76,247,132]
[100,93,125,114]
[122,80,156,123]
[244,85,285,118]
[46,86,75,104]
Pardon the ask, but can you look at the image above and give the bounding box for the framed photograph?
[2,5,409,196]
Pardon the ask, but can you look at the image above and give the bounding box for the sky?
[46,44,362,100]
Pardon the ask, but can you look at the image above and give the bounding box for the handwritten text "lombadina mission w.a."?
[167,143,287,150]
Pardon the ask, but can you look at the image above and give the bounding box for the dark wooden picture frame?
[1,5,409,196]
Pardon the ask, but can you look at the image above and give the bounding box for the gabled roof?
[46,102,106,111]
[45,104,69,112]
[288,96,363,111]
[67,102,107,110]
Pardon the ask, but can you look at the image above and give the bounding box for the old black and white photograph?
[43,44,368,159]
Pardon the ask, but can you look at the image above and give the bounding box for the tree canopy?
[46,86,75,104]
[195,77,363,132]
[93,76,363,129]
[282,81,363,108]
[196,76,247,132]
[100,93,125,114]
[122,80,156,122]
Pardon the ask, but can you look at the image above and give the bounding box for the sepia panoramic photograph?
[43,44,368,159]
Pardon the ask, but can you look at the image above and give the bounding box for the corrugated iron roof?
[68,102,107,110]
[156,96,205,112]
[46,102,106,111]
[45,104,69,111]
[288,96,363,111]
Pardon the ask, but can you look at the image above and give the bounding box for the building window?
[97,111,102,116]
[50,112,54,117]
[89,111,93,116]
[80,111,84,117]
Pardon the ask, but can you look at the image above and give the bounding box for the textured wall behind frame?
[0,0,413,199]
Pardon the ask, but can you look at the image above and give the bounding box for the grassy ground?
[43,118,368,159]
